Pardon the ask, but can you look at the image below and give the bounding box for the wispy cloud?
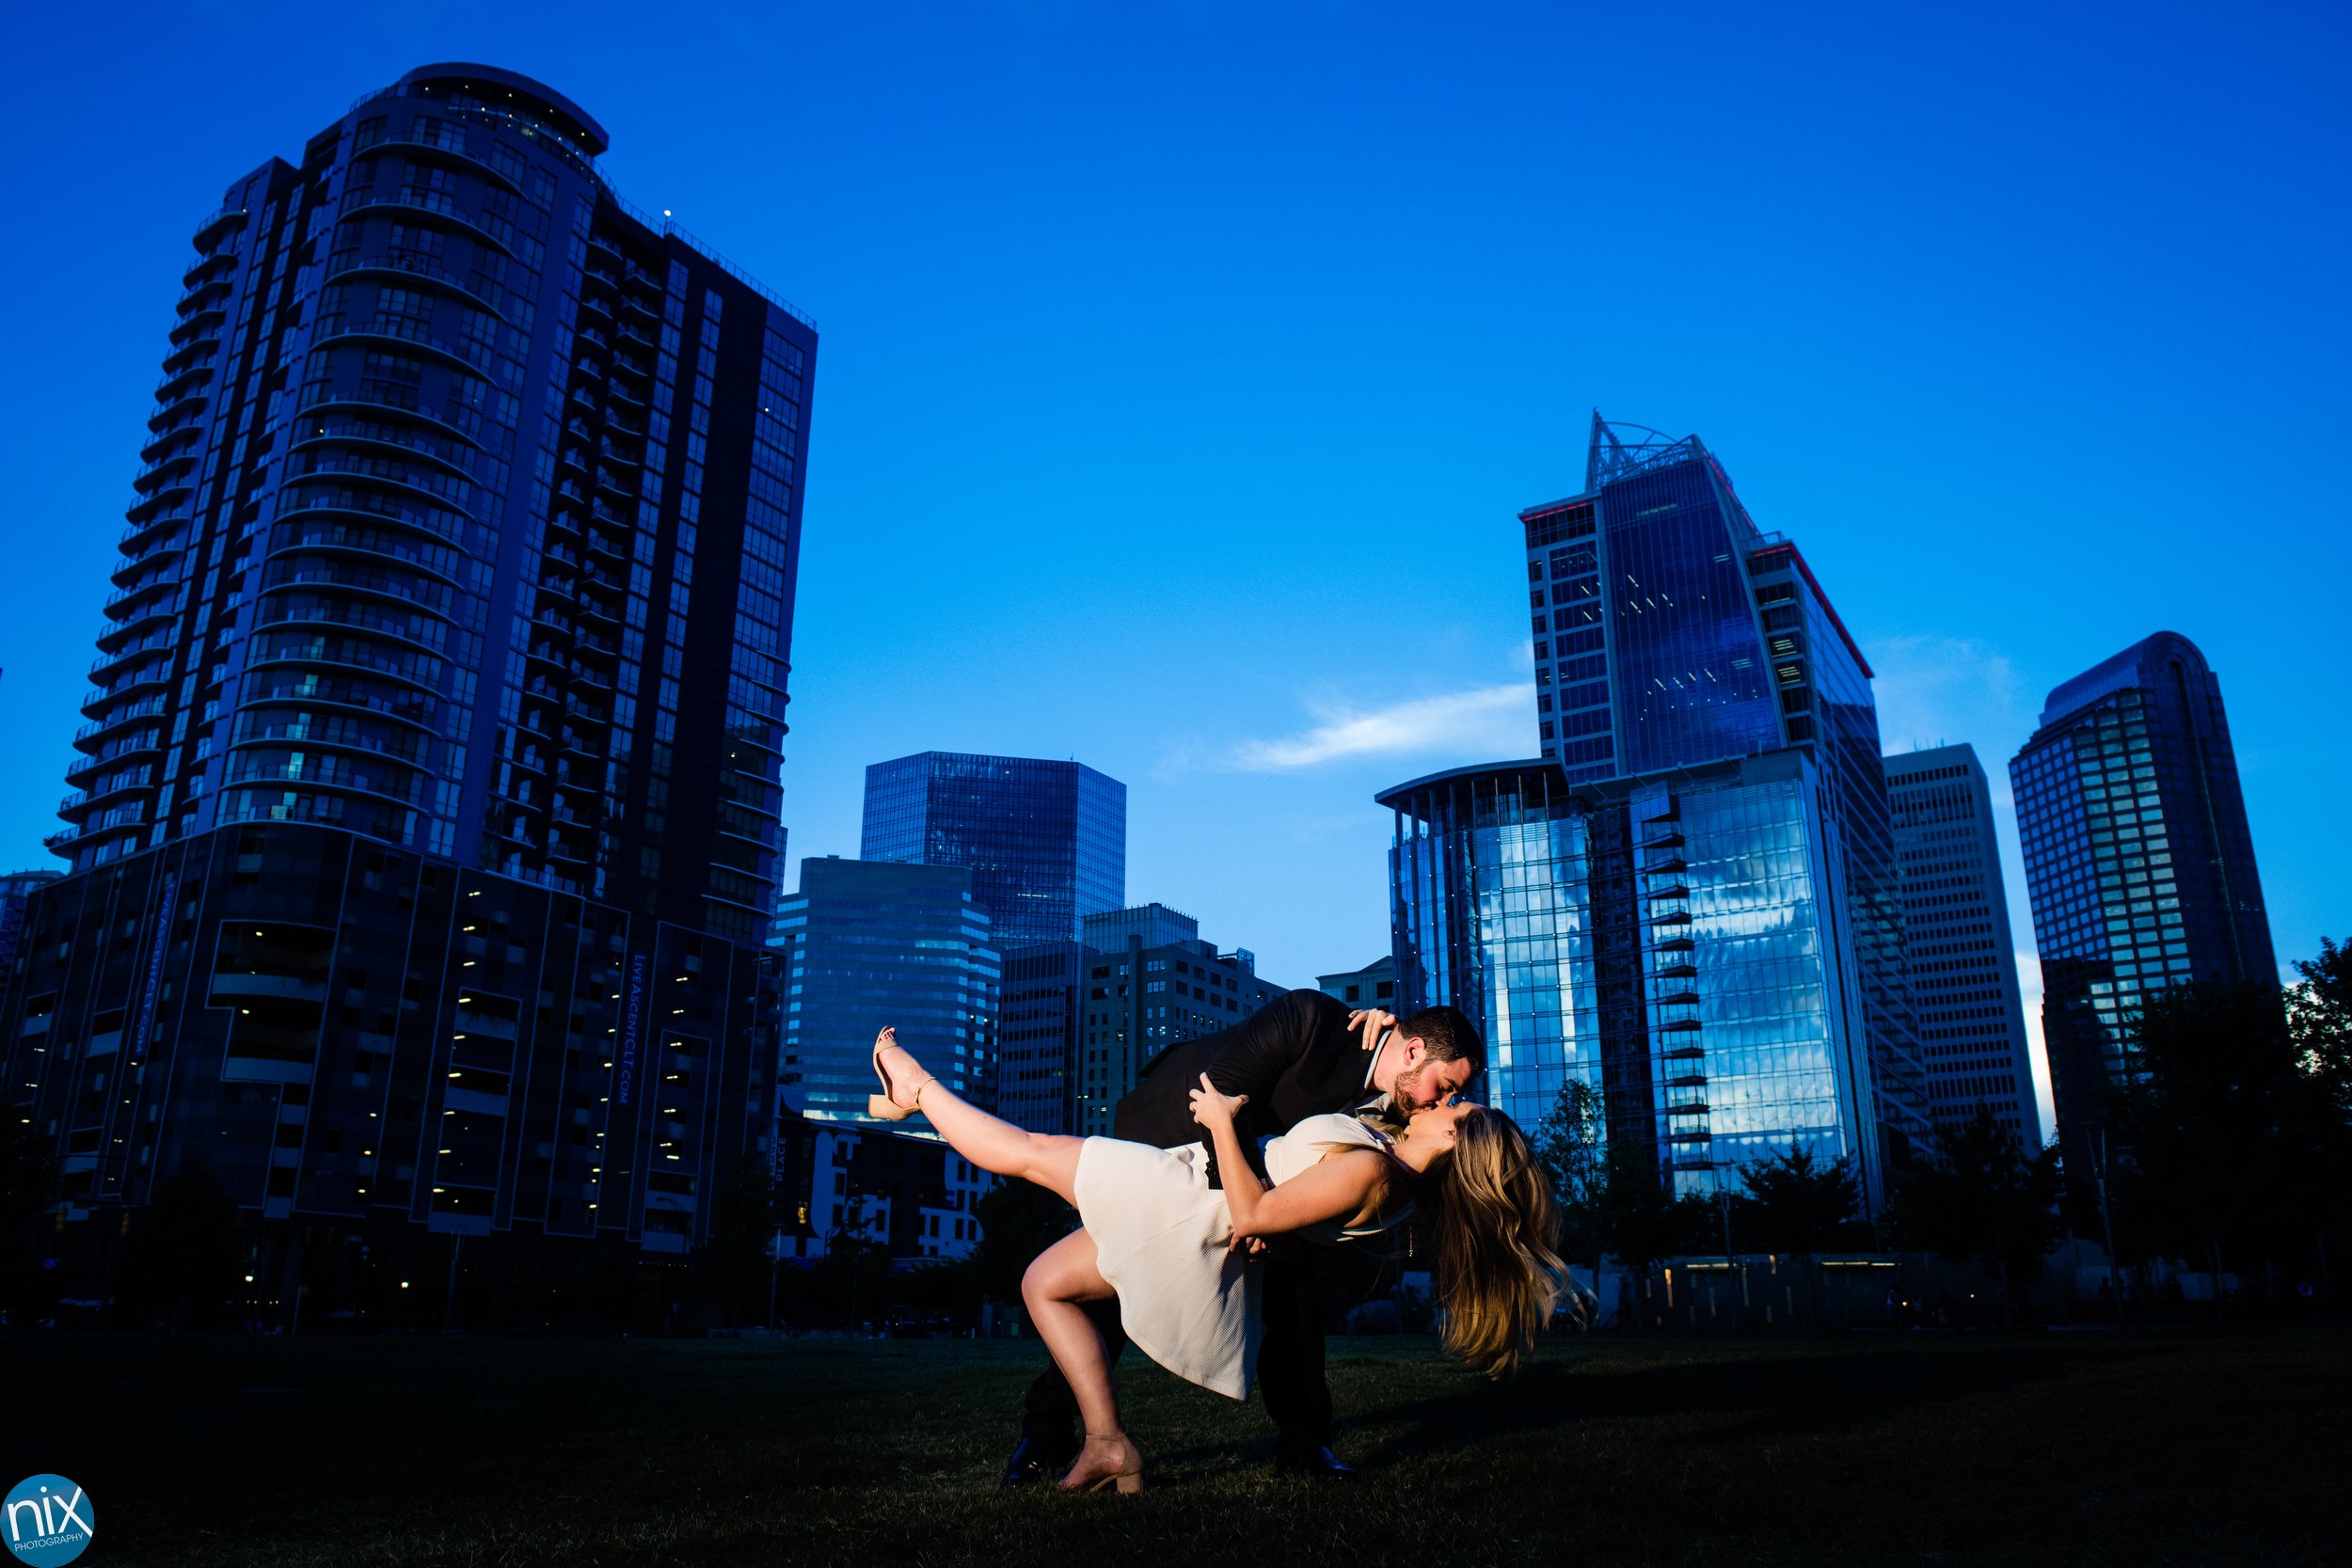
[1207,684,1534,772]
[1870,634,2030,807]
[1871,634,2026,758]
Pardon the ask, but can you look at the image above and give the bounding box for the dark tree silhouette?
[2110,981,2337,1321]
[1887,1104,2063,1324]
[1598,1149,1717,1269]
[1531,1082,1716,1324]
[0,1114,56,1314]
[697,1154,783,1325]
[2288,939,2352,1306]
[810,1207,893,1330]
[966,1178,1075,1311]
[2289,938,2352,1122]
[1534,1079,1608,1295]
[1736,1144,1865,1257]
[123,1169,239,1330]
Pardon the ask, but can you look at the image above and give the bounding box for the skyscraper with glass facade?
[1884,745,2039,1140]
[2010,632,2272,1180]
[1381,415,1926,1209]
[860,752,1125,945]
[997,941,1092,1133]
[771,858,1000,1125]
[0,64,812,1311]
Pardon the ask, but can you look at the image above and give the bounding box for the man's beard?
[1391,1062,1432,1111]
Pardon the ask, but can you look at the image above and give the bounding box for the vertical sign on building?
[613,950,650,1107]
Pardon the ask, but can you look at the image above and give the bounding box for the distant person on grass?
[865,993,1565,1493]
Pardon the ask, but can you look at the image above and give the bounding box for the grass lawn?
[2,1326,2344,1567]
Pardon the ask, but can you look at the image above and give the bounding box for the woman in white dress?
[866,1027,1565,1493]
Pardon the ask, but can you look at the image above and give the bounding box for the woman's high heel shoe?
[1059,1435,1145,1495]
[867,1027,932,1122]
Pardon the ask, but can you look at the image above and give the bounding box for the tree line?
[1530,939,2352,1323]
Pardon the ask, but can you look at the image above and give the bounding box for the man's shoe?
[1273,1445,1360,1480]
[1001,1435,1080,1488]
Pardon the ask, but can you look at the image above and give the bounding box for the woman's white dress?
[1072,1111,1401,1400]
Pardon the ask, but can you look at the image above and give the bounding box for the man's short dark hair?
[1400,1005,1485,1079]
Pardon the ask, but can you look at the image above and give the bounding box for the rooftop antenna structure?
[1585,409,1699,490]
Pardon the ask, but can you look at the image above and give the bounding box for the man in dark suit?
[1002,989,1486,1483]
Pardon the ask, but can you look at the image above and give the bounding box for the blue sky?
[5,2,2347,1138]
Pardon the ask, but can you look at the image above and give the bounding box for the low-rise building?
[771,1110,991,1261]
[1073,905,1284,1136]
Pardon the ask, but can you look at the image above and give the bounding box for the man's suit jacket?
[1112,989,1375,1179]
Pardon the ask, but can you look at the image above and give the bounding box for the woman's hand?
[1346,1007,1399,1054]
[1188,1073,1248,1131]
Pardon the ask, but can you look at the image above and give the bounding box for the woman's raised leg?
[873,1029,1083,1205]
[1024,1229,1143,1492]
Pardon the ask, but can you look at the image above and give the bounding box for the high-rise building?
[1884,745,2039,1140]
[1316,955,1395,1010]
[1,64,813,1303]
[1072,905,1282,1136]
[2010,632,2273,1177]
[1381,415,1926,1209]
[0,870,62,1020]
[860,752,1125,945]
[996,941,1091,1133]
[772,858,1000,1126]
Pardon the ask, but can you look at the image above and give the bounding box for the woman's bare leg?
[1024,1230,1142,1489]
[874,1029,1082,1203]
[881,1030,1140,1488]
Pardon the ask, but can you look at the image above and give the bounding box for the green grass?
[3,1327,2344,1566]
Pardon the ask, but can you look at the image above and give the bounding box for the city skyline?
[3,6,2346,1143]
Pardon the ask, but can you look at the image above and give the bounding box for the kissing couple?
[866,989,1565,1492]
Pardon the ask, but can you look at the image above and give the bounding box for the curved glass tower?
[2010,631,2272,1181]
[64,63,812,937]
[6,65,815,1306]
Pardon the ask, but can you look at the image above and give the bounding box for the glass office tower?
[2010,632,2272,1180]
[772,859,1000,1125]
[997,941,1092,1133]
[0,64,814,1312]
[1884,745,2039,1140]
[1382,415,1925,1209]
[861,752,1125,945]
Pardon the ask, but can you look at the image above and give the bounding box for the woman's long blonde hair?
[1421,1106,1566,1377]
